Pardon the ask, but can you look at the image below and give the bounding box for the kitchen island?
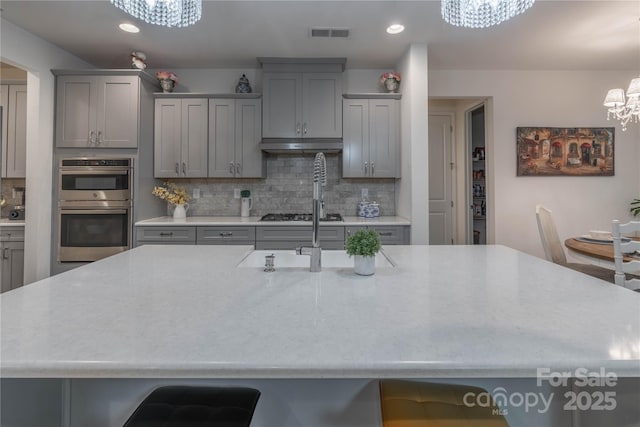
[1,244,639,426]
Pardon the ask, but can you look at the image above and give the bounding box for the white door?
[428,114,455,245]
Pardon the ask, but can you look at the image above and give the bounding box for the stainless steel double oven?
[57,158,133,262]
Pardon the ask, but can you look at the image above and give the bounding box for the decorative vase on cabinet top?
[173,203,188,221]
[384,78,399,93]
[160,79,175,93]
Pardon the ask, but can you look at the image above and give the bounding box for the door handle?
[236,163,241,175]
[175,163,179,175]
[88,131,96,145]
[296,122,301,135]
[182,162,186,176]
[229,162,235,175]
[371,162,375,175]
[303,123,308,135]
[364,162,368,175]
[3,247,9,260]
[96,131,102,145]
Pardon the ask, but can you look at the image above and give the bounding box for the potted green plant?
[630,199,640,217]
[345,228,381,276]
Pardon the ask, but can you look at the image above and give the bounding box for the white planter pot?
[354,255,375,276]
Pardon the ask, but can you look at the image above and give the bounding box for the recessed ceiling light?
[386,24,405,34]
[119,23,140,33]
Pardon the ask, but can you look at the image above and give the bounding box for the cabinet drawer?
[197,226,256,244]
[345,225,409,245]
[256,226,344,242]
[0,228,25,242]
[135,226,196,244]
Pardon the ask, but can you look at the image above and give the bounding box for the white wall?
[429,70,640,258]
[1,18,93,283]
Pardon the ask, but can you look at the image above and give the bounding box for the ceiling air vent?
[310,28,350,38]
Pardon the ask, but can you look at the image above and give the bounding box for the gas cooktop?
[260,213,343,222]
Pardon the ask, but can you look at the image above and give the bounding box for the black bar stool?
[123,385,261,427]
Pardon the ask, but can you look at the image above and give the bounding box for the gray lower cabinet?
[345,225,409,245]
[135,226,196,245]
[256,226,344,250]
[197,226,255,245]
[1,227,25,293]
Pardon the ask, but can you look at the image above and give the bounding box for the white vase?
[160,79,175,93]
[354,255,375,276]
[384,78,399,93]
[173,203,189,221]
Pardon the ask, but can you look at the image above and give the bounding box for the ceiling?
[1,1,639,70]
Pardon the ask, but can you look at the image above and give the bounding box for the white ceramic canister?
[369,202,380,217]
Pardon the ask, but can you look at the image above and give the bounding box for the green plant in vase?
[346,229,381,276]
[630,199,640,217]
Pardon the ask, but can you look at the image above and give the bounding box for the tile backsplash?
[158,154,396,217]
[0,178,26,218]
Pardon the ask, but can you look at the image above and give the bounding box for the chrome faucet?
[296,152,327,272]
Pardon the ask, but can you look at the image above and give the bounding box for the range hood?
[260,138,343,154]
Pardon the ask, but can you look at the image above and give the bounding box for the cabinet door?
[342,99,369,178]
[97,76,139,148]
[302,73,342,138]
[181,98,208,177]
[55,75,96,147]
[208,98,236,177]
[0,86,8,177]
[6,85,27,177]
[369,99,399,178]
[262,73,302,138]
[1,241,24,293]
[235,98,264,178]
[154,99,182,177]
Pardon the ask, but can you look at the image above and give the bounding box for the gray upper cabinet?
[209,97,264,178]
[154,98,208,178]
[0,84,27,177]
[55,75,139,148]
[343,97,400,178]
[262,72,342,139]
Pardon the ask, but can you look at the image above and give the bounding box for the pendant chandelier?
[111,0,201,28]
[603,77,640,131]
[441,0,535,28]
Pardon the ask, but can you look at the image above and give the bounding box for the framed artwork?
[516,127,614,176]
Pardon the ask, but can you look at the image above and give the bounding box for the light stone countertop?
[1,244,639,379]
[135,216,411,226]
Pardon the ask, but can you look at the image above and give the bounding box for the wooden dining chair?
[612,219,640,292]
[535,205,615,283]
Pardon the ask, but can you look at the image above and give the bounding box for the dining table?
[564,236,640,270]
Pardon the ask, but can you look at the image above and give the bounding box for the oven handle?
[60,209,128,215]
[59,169,130,175]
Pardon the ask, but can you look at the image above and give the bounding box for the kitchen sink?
[237,250,395,269]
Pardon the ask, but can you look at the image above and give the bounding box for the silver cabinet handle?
[364,162,368,175]
[371,162,375,175]
[379,232,392,236]
[88,131,96,145]
[219,232,233,237]
[159,232,174,237]
[96,131,102,145]
[175,163,180,175]
[3,247,9,259]
[236,163,241,175]
[303,122,308,135]
[229,162,235,175]
[182,162,186,175]
[296,122,301,135]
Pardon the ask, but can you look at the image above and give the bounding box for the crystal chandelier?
[441,0,535,28]
[603,77,640,131]
[111,0,201,28]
